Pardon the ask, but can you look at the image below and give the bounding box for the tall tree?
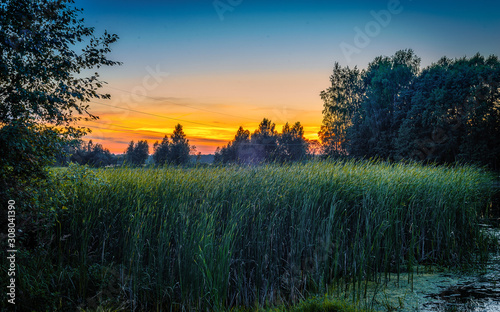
[251,118,278,162]
[319,63,364,157]
[216,121,310,164]
[135,140,150,165]
[125,140,149,166]
[153,135,170,165]
[0,0,119,198]
[277,122,308,162]
[459,55,500,169]
[168,124,192,165]
[214,126,252,164]
[320,50,500,169]
[396,54,500,168]
[348,49,420,158]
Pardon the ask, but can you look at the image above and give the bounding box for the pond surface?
[369,226,500,312]
[420,255,500,312]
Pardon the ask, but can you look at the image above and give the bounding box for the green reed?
[55,160,495,310]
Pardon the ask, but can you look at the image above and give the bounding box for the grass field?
[12,160,497,311]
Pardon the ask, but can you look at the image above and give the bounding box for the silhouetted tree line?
[53,124,196,167]
[152,123,195,166]
[320,49,500,170]
[71,140,115,167]
[214,118,310,164]
[54,139,115,167]
[125,140,150,166]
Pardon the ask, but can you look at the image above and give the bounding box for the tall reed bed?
[55,160,495,310]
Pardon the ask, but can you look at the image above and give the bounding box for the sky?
[74,0,500,154]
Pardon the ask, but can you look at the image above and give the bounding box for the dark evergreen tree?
[125,140,149,166]
[168,124,192,165]
[153,135,170,165]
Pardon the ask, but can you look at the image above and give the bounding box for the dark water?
[419,227,500,312]
[369,226,500,312]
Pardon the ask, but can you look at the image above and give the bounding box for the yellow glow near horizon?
[80,70,327,154]
[83,120,322,154]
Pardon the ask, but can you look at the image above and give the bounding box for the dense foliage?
[5,161,492,311]
[125,140,149,166]
[320,50,500,170]
[69,140,115,167]
[0,0,119,221]
[152,123,194,166]
[215,118,309,164]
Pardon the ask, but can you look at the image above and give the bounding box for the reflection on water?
[421,254,500,312]
[368,226,500,312]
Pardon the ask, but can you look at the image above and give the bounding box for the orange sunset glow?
[73,0,500,155]
[79,71,326,154]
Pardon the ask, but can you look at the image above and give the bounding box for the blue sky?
[74,0,500,153]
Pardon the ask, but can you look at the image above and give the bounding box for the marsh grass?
[53,160,495,310]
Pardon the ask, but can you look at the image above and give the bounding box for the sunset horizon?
[74,0,500,154]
